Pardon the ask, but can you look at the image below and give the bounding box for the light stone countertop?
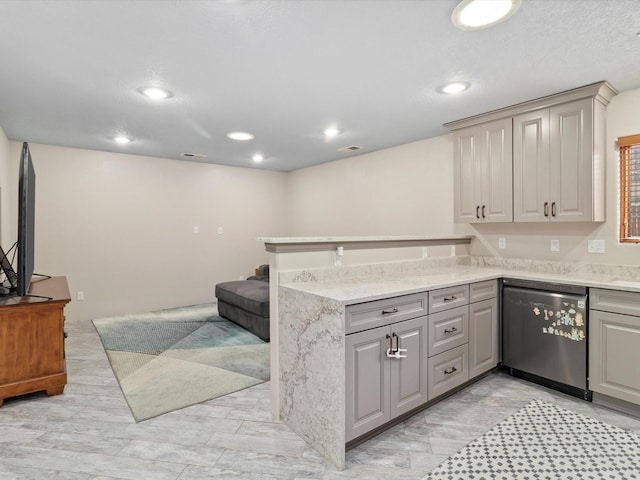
[279,265,639,305]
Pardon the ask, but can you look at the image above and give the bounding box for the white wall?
[8,142,288,321]
[286,135,455,236]
[4,87,640,321]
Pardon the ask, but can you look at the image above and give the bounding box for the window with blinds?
[620,134,640,243]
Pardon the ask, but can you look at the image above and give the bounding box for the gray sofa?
[215,265,270,341]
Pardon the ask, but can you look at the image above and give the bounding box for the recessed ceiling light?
[452,0,521,31]
[113,135,132,144]
[227,131,254,141]
[139,86,173,99]
[324,127,340,138]
[252,153,264,163]
[438,82,470,94]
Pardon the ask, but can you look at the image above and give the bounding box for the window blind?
[620,134,640,243]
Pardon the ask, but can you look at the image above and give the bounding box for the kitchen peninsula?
[263,236,640,470]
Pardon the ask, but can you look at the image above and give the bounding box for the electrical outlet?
[550,239,560,252]
[77,291,85,301]
[588,239,605,253]
[498,237,506,249]
[217,227,223,235]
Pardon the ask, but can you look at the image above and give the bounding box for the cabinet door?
[469,298,498,379]
[345,325,391,442]
[453,119,513,224]
[513,109,550,222]
[549,98,594,221]
[589,309,640,405]
[453,127,482,223]
[480,118,513,222]
[389,316,428,418]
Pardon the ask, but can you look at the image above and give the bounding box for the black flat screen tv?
[17,142,36,296]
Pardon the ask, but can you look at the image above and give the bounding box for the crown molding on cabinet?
[443,81,618,132]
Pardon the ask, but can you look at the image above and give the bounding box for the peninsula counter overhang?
[258,235,474,254]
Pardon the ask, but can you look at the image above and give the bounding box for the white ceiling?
[0,0,639,172]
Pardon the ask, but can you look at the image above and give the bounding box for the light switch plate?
[498,238,506,249]
[551,239,560,252]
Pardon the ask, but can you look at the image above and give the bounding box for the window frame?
[619,133,640,244]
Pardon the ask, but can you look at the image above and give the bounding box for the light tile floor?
[1,319,640,479]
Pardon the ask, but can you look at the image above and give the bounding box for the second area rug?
[424,399,640,480]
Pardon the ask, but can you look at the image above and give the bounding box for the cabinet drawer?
[429,284,469,313]
[591,288,640,316]
[345,292,428,335]
[428,305,469,357]
[469,280,498,303]
[428,344,469,400]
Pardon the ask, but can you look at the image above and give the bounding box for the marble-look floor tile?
[28,431,131,455]
[3,319,640,480]
[0,445,186,480]
[214,450,324,478]
[147,412,242,433]
[206,431,307,457]
[117,440,225,467]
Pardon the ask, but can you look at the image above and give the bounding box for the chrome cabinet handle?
[443,295,457,302]
[444,366,458,375]
[551,202,556,217]
[382,308,398,315]
[544,202,549,217]
[444,327,458,334]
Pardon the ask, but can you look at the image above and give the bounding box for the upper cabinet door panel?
[550,98,594,221]
[453,129,481,223]
[513,110,550,222]
[453,118,513,224]
[481,118,513,223]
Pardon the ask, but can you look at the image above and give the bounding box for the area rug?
[424,399,640,480]
[92,303,269,422]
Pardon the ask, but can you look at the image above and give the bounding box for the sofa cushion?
[215,280,269,318]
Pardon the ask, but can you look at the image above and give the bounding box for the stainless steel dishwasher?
[502,278,592,401]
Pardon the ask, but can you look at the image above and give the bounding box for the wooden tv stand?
[0,276,71,406]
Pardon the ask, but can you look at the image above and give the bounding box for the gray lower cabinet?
[345,280,498,442]
[468,297,499,378]
[589,288,640,405]
[345,315,428,442]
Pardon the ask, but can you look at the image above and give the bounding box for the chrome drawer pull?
[382,308,399,315]
[443,295,457,302]
[444,327,458,334]
[444,366,458,375]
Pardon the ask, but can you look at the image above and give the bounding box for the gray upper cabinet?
[447,81,617,224]
[453,118,513,223]
[513,98,603,222]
